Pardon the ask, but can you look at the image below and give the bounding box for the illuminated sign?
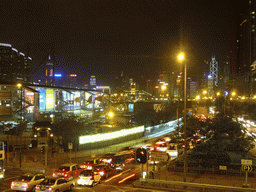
[46,89,54,110]
[96,86,110,89]
[79,126,144,144]
[128,104,134,113]
[54,74,62,77]
[12,48,18,52]
[37,88,46,110]
[70,74,77,77]
[0,43,11,47]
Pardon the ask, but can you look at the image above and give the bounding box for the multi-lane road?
[0,120,179,192]
[0,161,167,192]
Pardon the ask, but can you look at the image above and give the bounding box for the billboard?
[37,88,46,110]
[46,89,54,110]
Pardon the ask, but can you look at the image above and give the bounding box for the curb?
[132,180,193,192]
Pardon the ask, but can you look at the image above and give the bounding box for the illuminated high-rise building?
[45,55,54,86]
[0,43,32,83]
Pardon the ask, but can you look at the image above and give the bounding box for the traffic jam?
[5,136,191,191]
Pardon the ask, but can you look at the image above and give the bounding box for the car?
[118,146,135,154]
[52,163,84,180]
[80,158,100,169]
[0,166,5,179]
[94,164,116,179]
[11,173,46,192]
[153,141,168,152]
[77,169,101,187]
[35,177,74,192]
[99,153,115,164]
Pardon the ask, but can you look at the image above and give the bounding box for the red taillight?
[22,183,28,188]
[90,175,94,180]
[35,185,40,190]
[11,182,15,187]
[99,171,104,176]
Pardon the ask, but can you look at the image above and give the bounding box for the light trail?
[104,169,131,183]
[118,173,136,184]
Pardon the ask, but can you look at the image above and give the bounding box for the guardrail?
[140,178,256,191]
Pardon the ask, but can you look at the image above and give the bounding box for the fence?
[168,163,256,178]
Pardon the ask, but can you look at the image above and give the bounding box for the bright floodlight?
[178,53,184,61]
[161,85,167,90]
[17,83,22,88]
[109,112,114,118]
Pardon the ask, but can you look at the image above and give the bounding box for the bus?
[0,142,5,179]
[111,152,135,171]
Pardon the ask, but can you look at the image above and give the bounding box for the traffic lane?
[0,168,24,192]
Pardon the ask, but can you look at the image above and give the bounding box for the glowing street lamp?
[231,92,236,97]
[108,112,114,118]
[178,52,187,183]
[161,85,167,91]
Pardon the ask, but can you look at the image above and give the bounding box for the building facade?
[0,43,32,83]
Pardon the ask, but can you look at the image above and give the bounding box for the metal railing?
[140,178,256,191]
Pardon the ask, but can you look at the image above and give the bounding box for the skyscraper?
[0,43,32,83]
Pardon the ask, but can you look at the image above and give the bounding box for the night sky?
[1,0,237,87]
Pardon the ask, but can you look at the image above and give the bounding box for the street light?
[17,83,22,121]
[17,83,23,168]
[178,53,187,183]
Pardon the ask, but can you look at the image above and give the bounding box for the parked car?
[52,163,84,180]
[77,169,101,187]
[35,177,74,192]
[94,164,116,179]
[11,173,45,192]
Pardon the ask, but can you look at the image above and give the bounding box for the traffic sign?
[242,165,253,172]
[151,152,169,162]
[241,159,252,165]
[68,143,73,150]
[219,166,227,170]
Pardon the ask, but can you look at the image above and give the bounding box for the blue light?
[225,91,229,96]
[54,74,62,77]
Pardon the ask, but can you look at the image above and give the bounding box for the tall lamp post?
[17,83,23,168]
[178,53,187,183]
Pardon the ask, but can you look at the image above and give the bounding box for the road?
[0,164,166,192]
[0,119,179,192]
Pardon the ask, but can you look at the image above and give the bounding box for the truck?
[52,163,85,180]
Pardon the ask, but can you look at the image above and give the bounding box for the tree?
[53,118,85,151]
[201,115,255,155]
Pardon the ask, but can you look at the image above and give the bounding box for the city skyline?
[0,0,241,87]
